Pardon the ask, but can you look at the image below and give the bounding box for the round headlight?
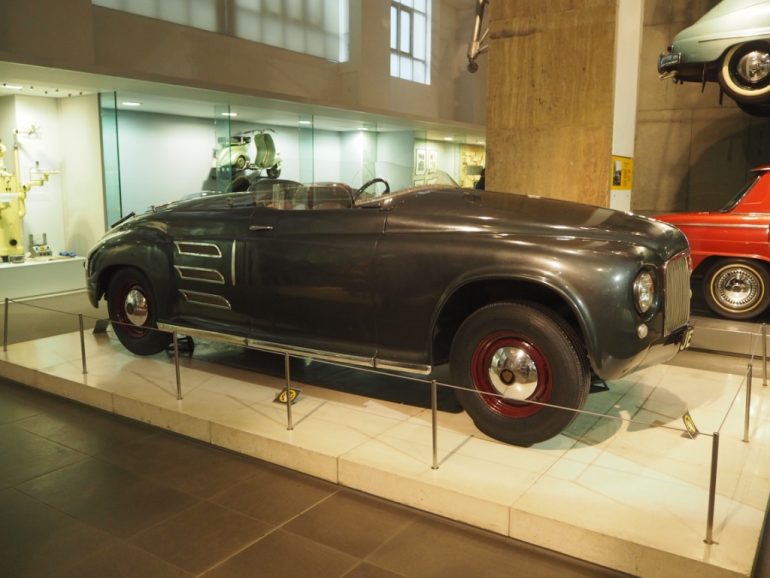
[633,270,656,315]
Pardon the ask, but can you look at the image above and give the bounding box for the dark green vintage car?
[86,179,692,446]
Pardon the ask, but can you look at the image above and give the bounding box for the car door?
[169,197,260,335]
[244,186,387,359]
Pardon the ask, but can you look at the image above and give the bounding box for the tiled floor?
[1,293,769,578]
[0,378,629,578]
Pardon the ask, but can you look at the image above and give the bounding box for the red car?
[657,166,770,320]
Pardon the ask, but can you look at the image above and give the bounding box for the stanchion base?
[92,319,110,334]
[166,336,195,356]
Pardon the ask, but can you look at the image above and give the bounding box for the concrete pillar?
[486,0,643,210]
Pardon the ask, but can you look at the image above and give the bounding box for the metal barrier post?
[78,314,87,375]
[762,323,767,387]
[431,379,439,470]
[3,297,8,352]
[744,365,752,443]
[284,352,293,431]
[172,332,182,400]
[705,432,720,545]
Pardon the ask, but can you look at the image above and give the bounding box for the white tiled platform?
[1,330,769,578]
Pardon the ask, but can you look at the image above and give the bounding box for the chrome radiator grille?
[664,252,691,334]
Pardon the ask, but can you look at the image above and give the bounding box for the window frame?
[390,0,431,85]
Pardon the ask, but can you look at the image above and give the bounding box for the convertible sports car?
[86,179,693,446]
[658,0,770,114]
[657,166,770,320]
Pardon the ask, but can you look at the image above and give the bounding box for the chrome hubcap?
[736,50,770,85]
[714,268,760,310]
[124,288,149,326]
[488,346,539,401]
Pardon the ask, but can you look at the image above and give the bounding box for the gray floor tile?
[17,457,197,538]
[0,424,86,489]
[285,490,415,558]
[368,517,631,578]
[201,529,358,578]
[52,541,192,578]
[211,462,338,525]
[0,488,119,578]
[15,400,157,456]
[342,562,406,578]
[0,381,74,425]
[102,431,262,498]
[132,501,273,574]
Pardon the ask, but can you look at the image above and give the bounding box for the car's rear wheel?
[107,268,171,355]
[234,155,247,170]
[703,259,770,320]
[719,41,770,104]
[449,302,590,446]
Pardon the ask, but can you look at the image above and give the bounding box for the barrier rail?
[1,296,767,545]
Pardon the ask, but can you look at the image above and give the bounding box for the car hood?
[386,189,688,259]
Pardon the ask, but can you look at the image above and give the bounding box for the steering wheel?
[355,177,390,201]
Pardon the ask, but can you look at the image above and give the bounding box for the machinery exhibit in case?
[0,138,54,263]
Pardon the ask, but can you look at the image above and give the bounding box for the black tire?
[737,100,770,117]
[702,259,770,320]
[107,268,171,355]
[449,302,590,446]
[234,155,247,170]
[266,164,281,178]
[719,41,770,104]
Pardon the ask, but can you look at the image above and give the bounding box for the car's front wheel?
[703,259,770,320]
[234,155,247,170]
[719,41,770,104]
[107,268,171,355]
[266,164,281,178]
[450,302,590,446]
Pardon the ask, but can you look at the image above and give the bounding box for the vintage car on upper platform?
[657,166,770,321]
[658,0,770,115]
[86,178,693,446]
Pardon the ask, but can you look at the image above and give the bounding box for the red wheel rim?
[470,331,552,418]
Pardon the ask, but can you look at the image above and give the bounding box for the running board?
[156,322,433,376]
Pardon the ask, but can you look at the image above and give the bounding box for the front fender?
[87,227,175,316]
[427,237,666,380]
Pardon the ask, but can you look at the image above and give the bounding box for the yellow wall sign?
[610,156,634,190]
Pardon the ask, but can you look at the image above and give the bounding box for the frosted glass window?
[390,7,398,50]
[92,0,350,62]
[413,13,426,60]
[233,0,349,61]
[399,11,411,53]
[93,0,218,31]
[390,0,431,85]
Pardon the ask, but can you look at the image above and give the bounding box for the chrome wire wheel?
[712,266,761,310]
[703,259,770,320]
